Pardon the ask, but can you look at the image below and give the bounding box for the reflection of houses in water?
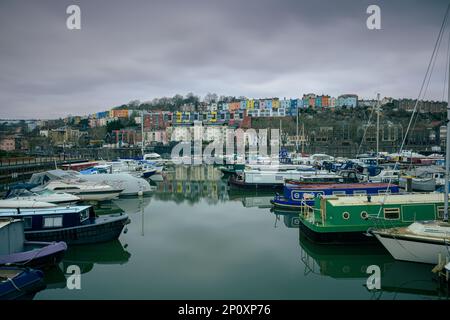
[174,165,223,181]
[298,234,449,299]
[227,189,275,209]
[153,166,229,203]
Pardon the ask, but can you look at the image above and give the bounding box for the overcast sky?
[0,0,449,119]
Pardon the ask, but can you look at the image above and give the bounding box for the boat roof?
[0,218,19,229]
[0,205,91,216]
[289,183,394,190]
[325,193,445,206]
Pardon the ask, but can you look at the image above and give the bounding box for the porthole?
[342,212,350,220]
[360,211,368,220]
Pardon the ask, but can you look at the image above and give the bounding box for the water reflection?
[42,240,131,290]
[298,233,450,299]
[271,208,301,229]
[29,165,450,299]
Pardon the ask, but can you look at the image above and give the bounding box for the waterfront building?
[109,109,129,118]
[315,96,322,108]
[337,94,358,108]
[272,98,280,110]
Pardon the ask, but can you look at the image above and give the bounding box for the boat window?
[332,191,346,196]
[360,211,368,220]
[437,206,450,219]
[23,217,32,229]
[383,208,400,220]
[43,216,63,228]
[80,209,90,222]
[342,212,350,220]
[353,190,367,196]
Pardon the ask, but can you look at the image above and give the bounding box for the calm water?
[35,166,449,300]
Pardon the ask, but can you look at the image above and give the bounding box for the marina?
[2,0,450,306]
[0,162,444,300]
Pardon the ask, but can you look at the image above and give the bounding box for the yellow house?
[272,99,280,110]
[247,99,255,110]
[176,112,182,123]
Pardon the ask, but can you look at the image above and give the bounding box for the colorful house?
[272,98,280,110]
[229,102,240,112]
[110,109,129,118]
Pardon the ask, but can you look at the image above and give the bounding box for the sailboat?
[372,6,450,264]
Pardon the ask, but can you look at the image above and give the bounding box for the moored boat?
[372,221,450,264]
[298,193,444,243]
[272,182,399,210]
[0,267,46,300]
[0,206,130,245]
[0,218,67,269]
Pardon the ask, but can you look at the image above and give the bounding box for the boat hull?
[24,214,130,245]
[299,219,377,244]
[74,191,122,201]
[373,232,449,264]
[0,242,67,269]
[0,267,45,300]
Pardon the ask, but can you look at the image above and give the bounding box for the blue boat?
[271,182,400,210]
[0,206,130,245]
[0,267,46,300]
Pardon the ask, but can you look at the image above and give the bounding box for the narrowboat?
[0,205,130,245]
[298,193,443,243]
[228,168,324,189]
[271,183,399,210]
[284,170,359,187]
[0,218,67,269]
[0,267,46,300]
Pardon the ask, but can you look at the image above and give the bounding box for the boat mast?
[376,93,380,165]
[296,106,299,153]
[141,110,145,158]
[445,37,450,222]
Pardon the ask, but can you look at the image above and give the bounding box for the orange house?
[229,102,240,112]
[110,109,129,118]
[321,95,330,108]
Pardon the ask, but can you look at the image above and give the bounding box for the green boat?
[299,193,446,243]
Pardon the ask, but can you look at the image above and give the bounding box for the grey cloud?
[0,0,449,118]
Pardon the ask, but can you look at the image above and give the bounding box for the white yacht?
[0,200,57,209]
[30,169,152,197]
[372,221,450,264]
[34,181,122,201]
[5,188,80,205]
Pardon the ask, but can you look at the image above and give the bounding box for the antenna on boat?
[376,93,380,166]
[445,25,450,222]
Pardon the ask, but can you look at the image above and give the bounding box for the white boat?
[368,169,400,183]
[0,200,57,209]
[372,221,450,264]
[5,188,80,205]
[34,181,122,201]
[30,169,152,197]
[398,176,436,192]
[229,169,328,188]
